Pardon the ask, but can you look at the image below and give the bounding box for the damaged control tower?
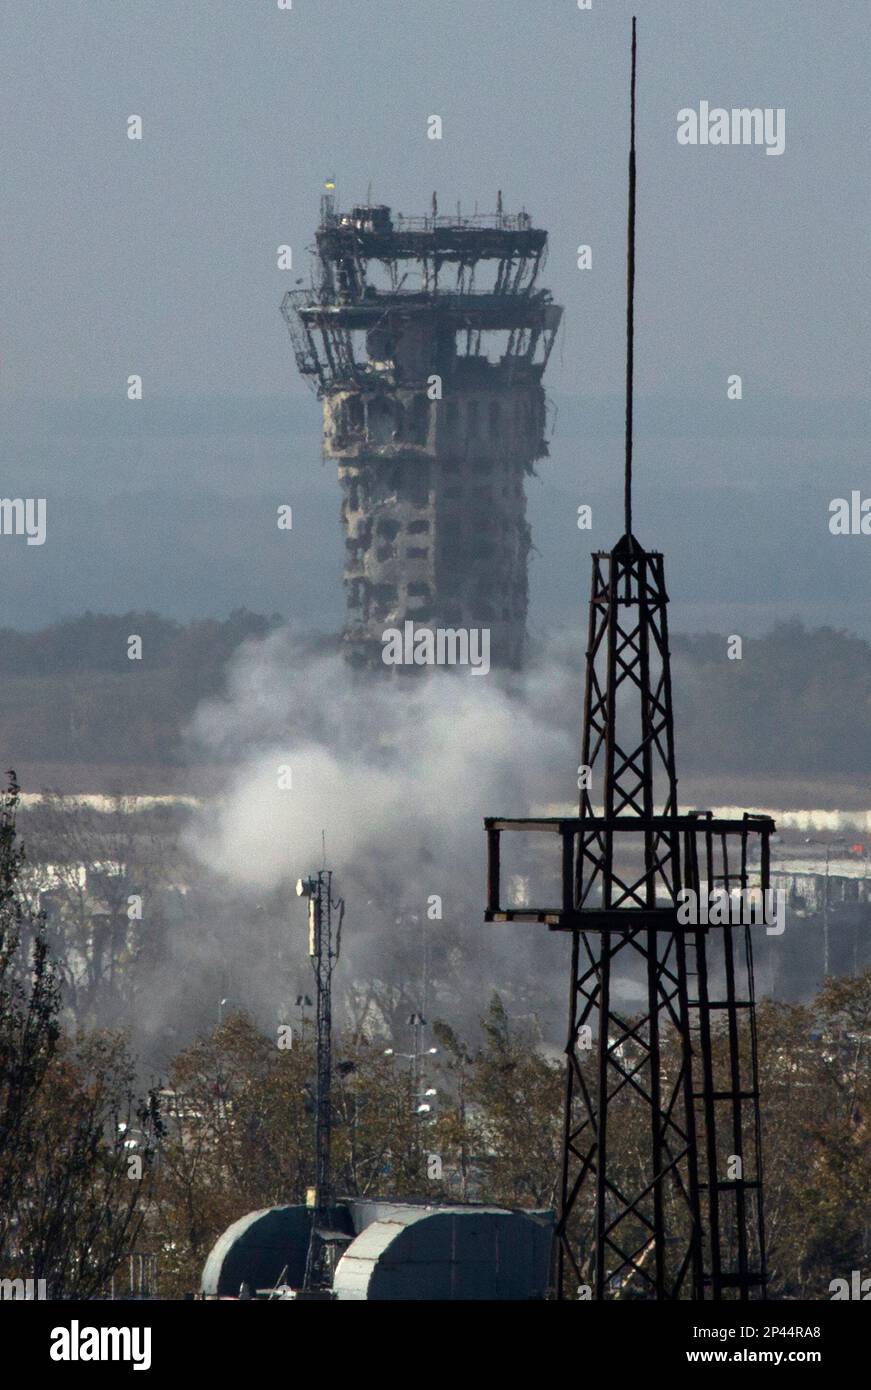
[282,195,563,670]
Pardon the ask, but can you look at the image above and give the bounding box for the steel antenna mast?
[624,14,637,544]
[484,18,770,1301]
[297,868,344,1291]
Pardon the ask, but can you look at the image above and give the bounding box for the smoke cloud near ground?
[188,628,576,884]
[176,621,871,1050]
[183,627,583,1044]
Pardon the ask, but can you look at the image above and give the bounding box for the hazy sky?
[1,0,869,634]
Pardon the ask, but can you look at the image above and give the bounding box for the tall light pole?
[385,1028,438,1108]
[407,1012,426,1117]
[861,845,868,976]
[805,837,850,979]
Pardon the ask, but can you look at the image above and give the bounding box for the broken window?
[367,397,393,445]
[400,463,430,506]
[410,395,430,445]
[346,577,368,613]
[368,582,398,619]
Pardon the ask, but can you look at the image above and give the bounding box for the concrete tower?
[283,196,562,671]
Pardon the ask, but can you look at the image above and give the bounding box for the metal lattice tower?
[296,869,344,1291]
[484,20,770,1300]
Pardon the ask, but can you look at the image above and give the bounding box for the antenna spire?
[624,16,637,541]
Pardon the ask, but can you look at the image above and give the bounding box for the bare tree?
[0,773,60,1265]
[1,775,162,1296]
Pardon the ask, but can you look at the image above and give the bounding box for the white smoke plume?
[187,629,578,889]
[182,627,581,1040]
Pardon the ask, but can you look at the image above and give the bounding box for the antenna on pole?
[296,866,344,1294]
[624,16,637,542]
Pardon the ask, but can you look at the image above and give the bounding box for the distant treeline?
[0,612,869,775]
[672,619,871,776]
[0,610,287,767]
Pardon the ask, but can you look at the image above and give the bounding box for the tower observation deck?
[282,196,563,670]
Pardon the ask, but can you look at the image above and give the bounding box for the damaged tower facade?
[282,197,562,669]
